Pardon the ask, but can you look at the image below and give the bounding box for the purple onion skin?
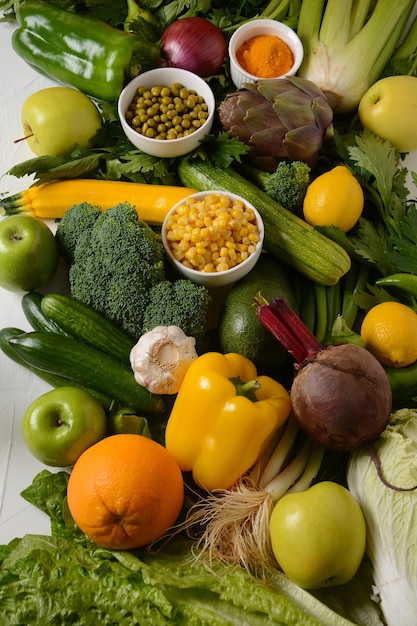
[290,343,392,452]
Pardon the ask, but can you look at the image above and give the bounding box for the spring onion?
[296,0,417,112]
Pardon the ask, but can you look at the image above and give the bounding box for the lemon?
[360,301,417,368]
[303,165,364,232]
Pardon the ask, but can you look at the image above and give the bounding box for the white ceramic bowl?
[228,19,304,90]
[118,67,215,158]
[161,190,264,288]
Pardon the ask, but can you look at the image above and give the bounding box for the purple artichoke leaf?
[285,76,329,100]
[218,92,264,127]
[243,103,283,133]
[272,92,318,129]
[311,97,334,132]
[248,127,288,156]
[254,78,300,101]
[282,126,326,166]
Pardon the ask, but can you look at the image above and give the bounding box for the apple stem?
[14,133,34,145]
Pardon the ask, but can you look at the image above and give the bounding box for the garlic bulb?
[130,325,198,395]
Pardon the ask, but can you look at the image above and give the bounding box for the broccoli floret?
[240,161,311,214]
[55,202,102,264]
[64,203,165,337]
[142,279,211,343]
[264,161,311,213]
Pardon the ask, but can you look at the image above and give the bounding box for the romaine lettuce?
[0,469,384,625]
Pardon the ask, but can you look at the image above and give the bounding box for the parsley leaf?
[341,130,416,277]
[196,132,251,168]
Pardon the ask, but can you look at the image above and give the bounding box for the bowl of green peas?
[118,67,216,158]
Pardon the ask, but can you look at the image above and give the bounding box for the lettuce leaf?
[0,470,383,626]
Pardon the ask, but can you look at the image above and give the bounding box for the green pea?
[151,85,163,97]
[127,81,209,140]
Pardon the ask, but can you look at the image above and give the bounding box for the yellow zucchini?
[0,179,197,225]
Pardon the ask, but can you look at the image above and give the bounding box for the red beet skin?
[290,343,392,451]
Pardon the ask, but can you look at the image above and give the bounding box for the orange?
[303,165,364,232]
[67,434,184,550]
[360,301,417,368]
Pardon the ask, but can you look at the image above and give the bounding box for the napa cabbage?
[347,408,417,626]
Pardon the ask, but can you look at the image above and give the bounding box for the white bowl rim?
[118,67,216,148]
[162,190,265,279]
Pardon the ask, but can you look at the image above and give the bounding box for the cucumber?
[0,326,114,410]
[40,293,136,364]
[178,159,351,286]
[219,254,298,376]
[7,331,165,416]
[22,291,70,335]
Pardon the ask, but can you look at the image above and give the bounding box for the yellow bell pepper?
[164,352,291,491]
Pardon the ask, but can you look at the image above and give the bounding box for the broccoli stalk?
[55,203,210,341]
[239,160,311,214]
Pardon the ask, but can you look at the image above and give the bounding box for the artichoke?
[218,76,334,171]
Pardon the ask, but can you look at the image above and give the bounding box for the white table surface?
[1,9,417,546]
[0,19,67,544]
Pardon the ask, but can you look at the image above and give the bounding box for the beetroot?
[256,296,392,451]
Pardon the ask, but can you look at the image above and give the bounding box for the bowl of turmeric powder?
[228,19,304,90]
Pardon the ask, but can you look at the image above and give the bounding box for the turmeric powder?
[236,34,294,78]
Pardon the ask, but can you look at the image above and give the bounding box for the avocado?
[218,254,299,376]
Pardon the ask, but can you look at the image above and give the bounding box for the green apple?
[269,481,366,589]
[21,86,102,157]
[0,215,59,292]
[358,75,417,153]
[21,386,107,467]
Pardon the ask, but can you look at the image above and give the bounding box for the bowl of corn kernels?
[118,67,215,158]
[161,190,265,288]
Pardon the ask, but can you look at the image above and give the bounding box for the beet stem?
[255,296,324,364]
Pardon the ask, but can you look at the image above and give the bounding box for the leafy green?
[348,409,417,626]
[319,128,417,317]
[6,106,250,185]
[0,470,383,626]
[332,130,417,311]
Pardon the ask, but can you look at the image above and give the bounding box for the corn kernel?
[165,193,260,273]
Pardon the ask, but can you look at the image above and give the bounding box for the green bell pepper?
[12,0,161,101]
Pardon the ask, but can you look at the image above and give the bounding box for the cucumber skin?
[22,291,70,335]
[178,159,351,286]
[40,293,136,365]
[7,331,165,416]
[0,327,114,410]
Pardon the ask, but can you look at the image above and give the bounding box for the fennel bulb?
[296,0,417,112]
[347,409,417,626]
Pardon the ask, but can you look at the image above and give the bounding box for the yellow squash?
[0,179,197,225]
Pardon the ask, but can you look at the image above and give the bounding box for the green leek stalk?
[297,0,417,112]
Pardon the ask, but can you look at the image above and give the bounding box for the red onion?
[161,17,227,77]
[255,296,392,452]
